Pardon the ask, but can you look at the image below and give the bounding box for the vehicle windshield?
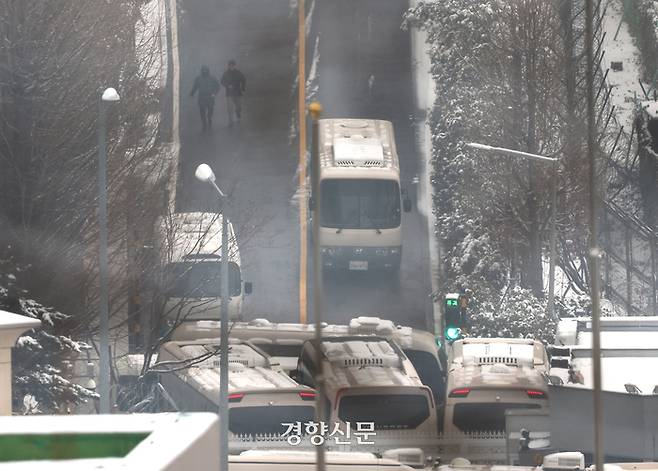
[321,179,401,229]
[229,405,315,435]
[453,403,542,432]
[165,261,241,297]
[338,394,430,429]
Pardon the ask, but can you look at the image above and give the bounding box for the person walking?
[220,59,246,125]
[190,65,220,132]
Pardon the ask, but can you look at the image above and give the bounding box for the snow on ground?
[601,0,648,134]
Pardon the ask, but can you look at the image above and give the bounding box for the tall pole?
[220,199,229,471]
[194,164,229,470]
[298,0,308,324]
[210,180,230,471]
[586,0,604,468]
[97,96,111,414]
[547,163,558,320]
[309,101,326,471]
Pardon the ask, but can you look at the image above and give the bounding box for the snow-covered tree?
[406,0,618,339]
[0,254,97,413]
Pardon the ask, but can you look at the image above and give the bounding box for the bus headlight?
[322,247,340,256]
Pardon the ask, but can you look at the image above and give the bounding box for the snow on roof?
[461,343,535,362]
[171,316,418,348]
[319,338,421,389]
[160,340,298,395]
[160,211,239,263]
[333,136,385,167]
[449,339,546,390]
[322,338,401,368]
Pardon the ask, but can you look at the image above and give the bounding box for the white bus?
[443,338,550,433]
[317,119,411,272]
[157,339,316,436]
[156,212,252,323]
[294,336,438,434]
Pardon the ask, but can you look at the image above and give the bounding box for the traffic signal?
[444,294,462,341]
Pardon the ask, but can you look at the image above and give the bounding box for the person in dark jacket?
[220,59,246,125]
[190,65,220,131]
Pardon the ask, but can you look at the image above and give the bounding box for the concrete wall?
[549,385,658,461]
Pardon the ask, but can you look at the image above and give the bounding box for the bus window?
[338,394,430,430]
[165,261,241,297]
[229,405,315,435]
[321,179,401,230]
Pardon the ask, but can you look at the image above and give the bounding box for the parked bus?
[443,338,550,433]
[317,119,411,272]
[294,336,438,434]
[157,339,315,435]
[155,212,252,323]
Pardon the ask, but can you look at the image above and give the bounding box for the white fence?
[229,430,536,464]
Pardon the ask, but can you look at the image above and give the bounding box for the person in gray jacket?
[220,59,246,125]
[190,65,220,132]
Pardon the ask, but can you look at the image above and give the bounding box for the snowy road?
[174,0,433,329]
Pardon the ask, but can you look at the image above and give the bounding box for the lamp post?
[194,163,229,471]
[98,87,120,414]
[466,142,559,319]
[308,101,326,471]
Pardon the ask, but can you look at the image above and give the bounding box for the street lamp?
[466,142,559,319]
[98,87,120,415]
[194,163,229,471]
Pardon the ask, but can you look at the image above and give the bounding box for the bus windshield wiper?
[336,226,343,234]
[374,227,382,234]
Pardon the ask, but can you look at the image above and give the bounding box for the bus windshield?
[165,261,241,297]
[321,179,401,229]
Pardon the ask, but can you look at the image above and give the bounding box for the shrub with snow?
[1,261,97,413]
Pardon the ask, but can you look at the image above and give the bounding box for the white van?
[317,119,412,272]
[157,339,316,436]
[156,212,251,322]
[443,338,550,433]
[294,336,437,434]
[229,451,416,470]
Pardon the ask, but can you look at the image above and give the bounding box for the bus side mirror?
[402,189,412,212]
[244,282,253,295]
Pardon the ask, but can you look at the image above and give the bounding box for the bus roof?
[157,340,301,395]
[171,316,438,355]
[310,337,424,389]
[159,211,240,265]
[318,119,399,177]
